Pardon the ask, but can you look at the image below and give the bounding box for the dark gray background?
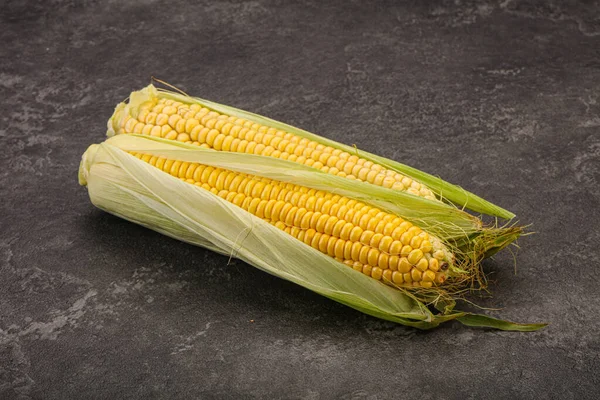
[1,1,599,399]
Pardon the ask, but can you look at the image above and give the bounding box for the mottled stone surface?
[1,0,599,398]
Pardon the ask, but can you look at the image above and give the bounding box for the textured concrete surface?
[1,0,599,398]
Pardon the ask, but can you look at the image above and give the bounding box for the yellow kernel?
[422,270,436,282]
[163,126,175,140]
[173,118,186,133]
[184,118,199,134]
[326,155,340,168]
[371,267,383,281]
[204,118,217,129]
[284,206,298,226]
[177,162,190,178]
[207,169,220,188]
[420,281,433,288]
[408,226,422,236]
[164,130,177,140]
[382,177,395,188]
[400,245,412,257]
[177,133,191,142]
[229,125,242,138]
[411,269,422,282]
[308,212,321,229]
[388,255,400,271]
[162,105,177,115]
[378,236,394,253]
[169,160,181,176]
[398,221,412,232]
[350,242,362,261]
[246,142,257,154]
[214,119,227,131]
[279,203,294,222]
[167,114,181,129]
[400,231,414,245]
[362,264,372,277]
[221,135,234,151]
[356,167,369,181]
[354,227,371,242]
[213,134,226,150]
[382,269,393,283]
[247,198,261,215]
[137,123,152,135]
[315,214,329,232]
[389,227,405,241]
[299,211,312,229]
[410,236,423,249]
[377,253,389,270]
[380,222,394,237]
[132,122,144,133]
[367,248,380,267]
[392,271,404,284]
[392,182,405,191]
[143,111,157,124]
[254,200,268,219]
[365,170,379,183]
[415,258,429,272]
[358,246,370,264]
[420,240,433,253]
[339,223,354,240]
[147,125,160,137]
[428,258,440,272]
[326,236,338,256]
[152,103,166,113]
[373,173,386,186]
[206,129,219,146]
[334,239,346,259]
[331,220,346,237]
[195,127,209,143]
[369,233,384,249]
[254,143,266,155]
[358,214,371,230]
[398,257,412,273]
[407,249,424,265]
[388,241,403,256]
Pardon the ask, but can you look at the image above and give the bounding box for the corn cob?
[79,134,544,331]
[110,87,438,200]
[130,151,454,288]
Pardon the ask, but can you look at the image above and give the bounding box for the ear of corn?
[79,134,545,331]
[108,84,515,220]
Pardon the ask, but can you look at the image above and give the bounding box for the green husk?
[78,135,545,330]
